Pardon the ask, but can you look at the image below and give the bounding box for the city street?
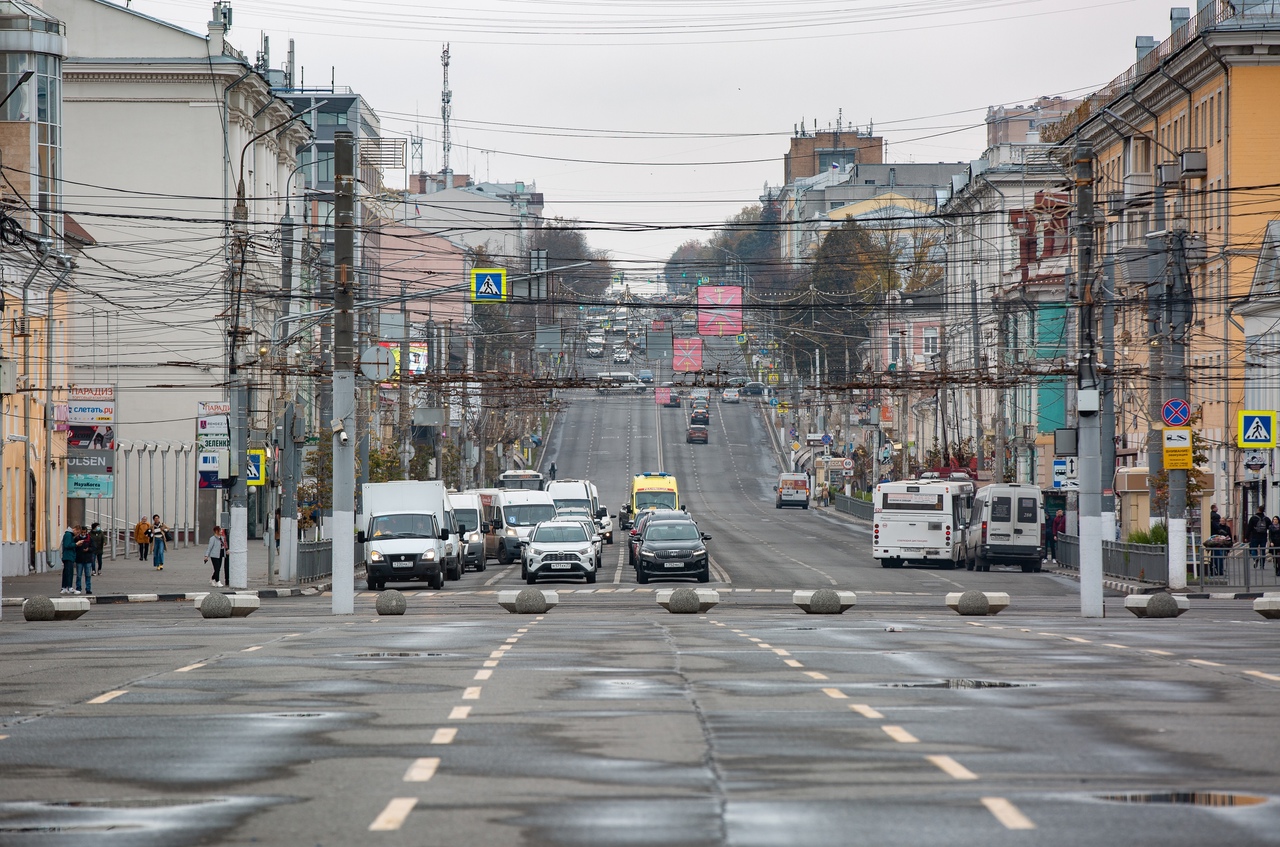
[3,387,1280,845]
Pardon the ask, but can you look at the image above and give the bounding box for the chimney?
[413,172,428,194]
[207,2,231,58]
[1136,35,1157,61]
[1171,7,1190,33]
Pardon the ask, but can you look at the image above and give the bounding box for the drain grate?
[880,679,1030,689]
[1097,792,1266,807]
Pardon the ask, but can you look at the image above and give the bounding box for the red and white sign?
[696,286,743,337]
[654,387,671,405]
[673,338,703,372]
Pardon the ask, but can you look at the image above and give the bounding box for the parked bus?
[497,469,545,491]
[872,478,975,569]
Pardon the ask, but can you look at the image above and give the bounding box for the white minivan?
[965,483,1045,572]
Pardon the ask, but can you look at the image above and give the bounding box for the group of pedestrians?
[1207,504,1280,577]
[58,523,104,595]
[132,514,170,570]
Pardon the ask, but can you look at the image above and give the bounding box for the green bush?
[1128,521,1168,546]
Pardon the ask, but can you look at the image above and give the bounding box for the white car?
[556,508,603,569]
[521,520,598,584]
[721,388,740,404]
[613,350,631,364]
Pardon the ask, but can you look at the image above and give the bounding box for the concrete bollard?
[945,591,1010,616]
[498,589,559,614]
[793,589,857,614]
[23,596,91,621]
[666,587,702,614]
[22,596,55,621]
[1125,592,1188,618]
[198,592,233,619]
[227,594,260,617]
[375,590,407,616]
[656,588,719,613]
[1253,596,1280,619]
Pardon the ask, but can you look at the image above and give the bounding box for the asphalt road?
[4,360,1280,844]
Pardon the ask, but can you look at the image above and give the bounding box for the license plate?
[664,562,684,568]
[550,563,571,570]
[391,562,413,569]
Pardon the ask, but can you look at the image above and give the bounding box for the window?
[991,497,1012,522]
[1017,497,1038,523]
[922,327,939,355]
[890,334,901,363]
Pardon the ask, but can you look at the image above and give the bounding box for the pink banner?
[697,286,743,336]
[673,338,703,372]
[654,387,671,405]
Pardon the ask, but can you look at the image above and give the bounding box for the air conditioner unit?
[1105,191,1125,217]
[1180,149,1208,179]
[1157,161,1182,187]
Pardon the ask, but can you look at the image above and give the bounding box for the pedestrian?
[134,515,151,561]
[74,526,94,595]
[1048,509,1066,562]
[1208,504,1229,577]
[549,462,557,481]
[90,521,105,575]
[1270,517,1280,578]
[1247,505,1271,569]
[1043,517,1055,563]
[204,525,227,587]
[274,508,281,556]
[59,525,77,594]
[150,514,168,570]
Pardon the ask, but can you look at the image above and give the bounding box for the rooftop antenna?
[441,43,453,189]
[410,104,424,176]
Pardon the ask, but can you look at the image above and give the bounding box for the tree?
[532,217,614,301]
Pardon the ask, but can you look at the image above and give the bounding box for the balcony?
[1123,172,1155,208]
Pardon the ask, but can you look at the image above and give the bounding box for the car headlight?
[369,550,384,562]
[692,547,706,557]
[467,531,481,543]
[506,528,519,537]
[420,549,437,561]
[528,547,543,559]
[641,550,657,560]
[577,547,592,555]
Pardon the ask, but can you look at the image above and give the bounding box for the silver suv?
[521,520,598,585]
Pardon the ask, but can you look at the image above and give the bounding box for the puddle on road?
[0,796,285,843]
[879,679,1031,689]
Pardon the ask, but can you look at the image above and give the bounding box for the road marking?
[784,659,804,668]
[981,797,1036,830]
[821,688,847,699]
[87,690,127,704]
[927,754,978,780]
[463,687,482,700]
[882,725,919,743]
[483,660,499,668]
[474,669,493,681]
[369,797,417,831]
[449,706,471,720]
[1188,659,1223,667]
[175,663,206,673]
[1065,636,1092,644]
[286,633,301,637]
[431,728,458,744]
[404,757,440,781]
[757,643,772,648]
[772,648,790,656]
[497,644,513,652]
[1246,670,1280,682]
[517,628,529,634]
[1145,649,1174,656]
[489,651,505,659]
[803,671,829,680]
[1102,643,1129,649]
[241,645,263,652]
[849,704,883,719]
[505,637,519,643]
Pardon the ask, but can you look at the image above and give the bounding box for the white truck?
[547,479,614,544]
[358,481,454,590]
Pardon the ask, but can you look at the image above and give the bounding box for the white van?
[596,372,646,394]
[546,479,614,544]
[965,483,1044,572]
[483,489,559,564]
[448,491,487,572]
[774,472,811,509]
[359,481,453,591]
[360,480,463,582]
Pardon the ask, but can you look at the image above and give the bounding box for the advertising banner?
[673,338,703,372]
[696,286,743,337]
[68,385,115,498]
[197,400,231,489]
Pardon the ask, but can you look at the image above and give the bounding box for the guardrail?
[1055,535,1169,584]
[832,493,874,522]
[295,540,359,583]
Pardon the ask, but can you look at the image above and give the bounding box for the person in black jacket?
[73,526,94,595]
[1270,517,1280,577]
[1247,506,1271,569]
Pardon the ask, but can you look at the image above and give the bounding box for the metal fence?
[832,493,874,521]
[295,540,360,583]
[1056,536,1280,589]
[1192,545,1280,592]
[1055,535,1169,584]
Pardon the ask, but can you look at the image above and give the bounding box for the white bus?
[872,479,975,569]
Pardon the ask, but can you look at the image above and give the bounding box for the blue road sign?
[822,434,833,445]
[1162,398,1191,427]
[470,268,507,303]
[769,397,779,407]
[1239,411,1277,448]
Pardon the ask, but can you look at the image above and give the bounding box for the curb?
[2,583,330,607]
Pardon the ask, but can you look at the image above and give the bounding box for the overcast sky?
[124,0,1186,272]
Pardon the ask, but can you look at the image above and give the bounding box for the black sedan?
[633,520,712,584]
[690,407,709,425]
[741,381,767,396]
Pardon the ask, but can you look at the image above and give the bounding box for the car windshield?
[554,498,591,512]
[369,513,439,538]
[505,504,558,526]
[453,509,479,531]
[646,523,700,542]
[636,491,678,511]
[533,524,589,543]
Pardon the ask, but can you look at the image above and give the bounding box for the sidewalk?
[1,539,330,607]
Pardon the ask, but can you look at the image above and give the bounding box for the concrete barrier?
[1124,593,1189,618]
[1254,596,1280,619]
[945,591,1011,615]
[23,596,90,621]
[195,592,260,618]
[375,590,407,616]
[498,589,559,613]
[656,588,719,612]
[793,589,857,614]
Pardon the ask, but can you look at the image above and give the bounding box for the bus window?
[1017,497,1038,523]
[991,497,1012,522]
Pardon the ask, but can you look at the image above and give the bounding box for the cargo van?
[483,489,559,564]
[546,479,613,544]
[358,481,453,591]
[774,472,811,509]
[965,483,1044,572]
[448,491,487,572]
[595,372,646,394]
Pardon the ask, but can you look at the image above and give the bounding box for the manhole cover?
[880,679,1030,689]
[1097,792,1266,807]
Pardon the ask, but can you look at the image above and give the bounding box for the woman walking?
[204,526,227,587]
[150,515,167,570]
[134,515,151,561]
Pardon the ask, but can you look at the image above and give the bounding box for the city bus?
[497,469,546,491]
[872,478,974,569]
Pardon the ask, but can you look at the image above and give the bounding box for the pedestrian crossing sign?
[246,448,266,486]
[470,268,507,303]
[1238,410,1276,448]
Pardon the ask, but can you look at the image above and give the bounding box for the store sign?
[67,385,115,499]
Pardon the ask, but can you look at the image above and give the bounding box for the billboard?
[197,400,231,489]
[673,338,703,372]
[67,385,115,498]
[697,285,743,336]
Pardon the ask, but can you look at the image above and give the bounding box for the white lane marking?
[87,690,127,704]
[0,735,8,740]
[821,688,847,699]
[927,754,978,780]
[463,687,482,700]
[784,659,804,668]
[1246,670,1280,682]
[369,797,418,830]
[497,644,513,652]
[849,704,884,719]
[612,542,625,584]
[757,643,773,649]
[748,637,762,642]
[286,633,301,637]
[772,648,790,656]
[431,728,458,745]
[483,660,499,668]
[241,645,263,652]
[504,637,519,644]
[474,669,493,681]
[1189,659,1223,667]
[404,757,440,781]
[803,671,829,680]
[1145,649,1174,656]
[175,663,206,673]
[489,651,505,659]
[449,706,471,720]
[1102,643,1129,650]
[882,725,919,743]
[981,797,1036,830]
[517,628,529,634]
[1065,636,1091,644]
[484,564,517,586]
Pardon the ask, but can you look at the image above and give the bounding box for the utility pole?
[399,280,411,479]
[1166,230,1190,591]
[228,175,250,591]
[278,400,299,582]
[1074,140,1103,618]
[1100,235,1118,542]
[1145,184,1167,528]
[331,130,356,615]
